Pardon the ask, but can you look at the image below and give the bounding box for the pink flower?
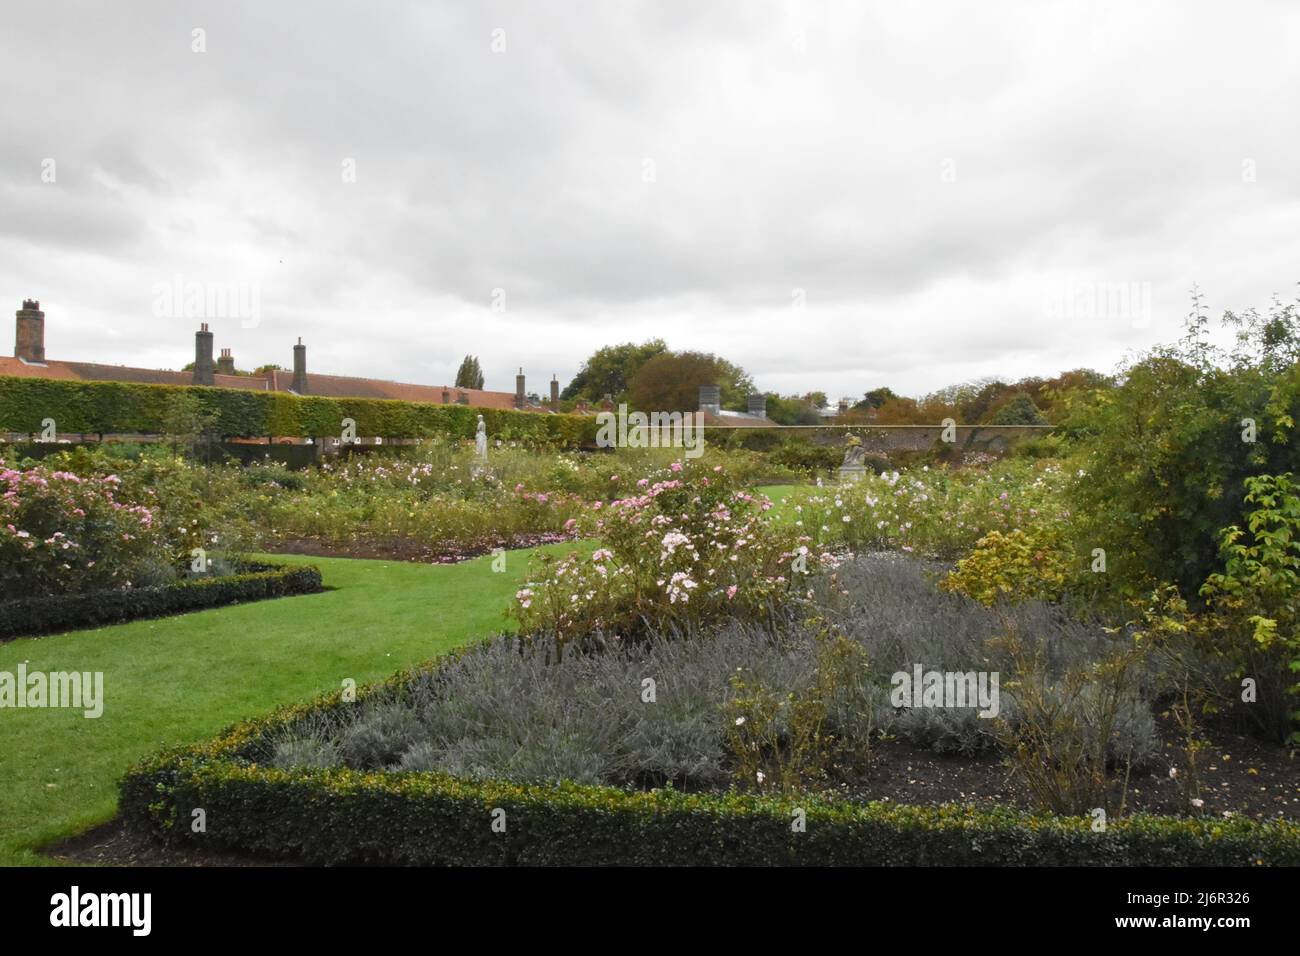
[726,585,738,600]
[670,462,683,472]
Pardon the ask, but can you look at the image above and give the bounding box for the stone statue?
[839,435,868,483]
[842,437,867,468]
[475,415,488,460]
[472,415,490,478]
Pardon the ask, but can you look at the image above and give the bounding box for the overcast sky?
[2,1,1298,401]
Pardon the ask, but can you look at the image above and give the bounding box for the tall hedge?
[0,376,597,447]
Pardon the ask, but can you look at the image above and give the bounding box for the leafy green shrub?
[941,527,1075,606]
[1201,472,1300,742]
[987,393,1048,426]
[1069,291,1300,601]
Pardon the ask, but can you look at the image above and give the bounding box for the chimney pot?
[292,338,308,394]
[15,299,46,363]
[192,324,215,385]
[698,384,721,416]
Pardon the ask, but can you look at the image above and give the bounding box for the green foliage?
[0,376,598,446]
[942,528,1074,606]
[627,350,755,413]
[763,394,823,425]
[987,393,1048,426]
[0,562,323,640]
[1201,473,1300,742]
[561,339,668,402]
[1070,290,1300,600]
[453,355,485,391]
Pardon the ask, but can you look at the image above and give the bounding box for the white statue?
[475,415,488,461]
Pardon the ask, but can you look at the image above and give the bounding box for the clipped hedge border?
[0,562,324,641]
[0,376,598,447]
[119,661,1300,866]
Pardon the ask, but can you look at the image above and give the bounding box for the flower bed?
[784,459,1073,561]
[118,662,1300,866]
[510,460,836,646]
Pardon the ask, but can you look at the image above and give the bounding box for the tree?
[986,393,1048,425]
[766,394,824,425]
[562,340,668,402]
[855,387,898,410]
[455,355,485,390]
[162,392,220,460]
[628,351,754,413]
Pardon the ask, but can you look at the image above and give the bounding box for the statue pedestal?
[838,464,868,483]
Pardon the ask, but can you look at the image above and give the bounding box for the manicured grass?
[755,484,797,506]
[0,543,585,866]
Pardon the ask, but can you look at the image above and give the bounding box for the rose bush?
[784,459,1074,561]
[0,458,172,597]
[510,461,837,648]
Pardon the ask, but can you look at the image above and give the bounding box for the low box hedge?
[118,665,1300,867]
[0,562,324,641]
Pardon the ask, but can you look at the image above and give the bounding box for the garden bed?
[116,552,1300,866]
[119,729,1300,867]
[0,562,324,641]
[267,532,575,564]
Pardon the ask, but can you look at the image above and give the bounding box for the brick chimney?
[698,384,721,416]
[292,338,307,394]
[193,323,215,385]
[216,348,235,375]
[14,299,45,363]
[550,375,560,410]
[837,397,850,415]
[515,368,526,409]
[747,393,767,420]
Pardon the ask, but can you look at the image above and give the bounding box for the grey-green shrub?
[268,555,1161,787]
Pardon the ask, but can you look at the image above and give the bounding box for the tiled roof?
[699,409,777,427]
[266,370,521,409]
[0,356,531,411]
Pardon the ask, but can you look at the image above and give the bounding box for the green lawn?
[0,543,585,866]
[755,484,797,506]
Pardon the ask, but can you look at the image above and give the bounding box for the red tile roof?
[699,409,777,427]
[0,356,532,411]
